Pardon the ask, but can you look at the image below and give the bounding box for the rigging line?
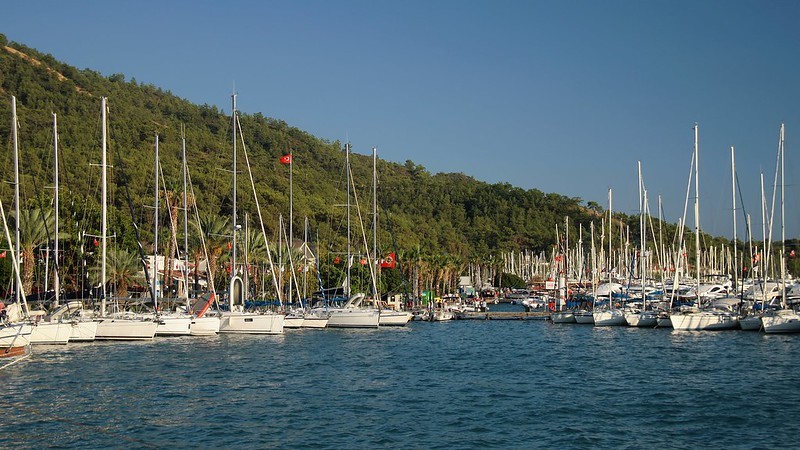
[28,149,62,301]
[113,141,155,306]
[278,212,303,305]
[236,114,282,306]
[186,153,220,312]
[734,171,751,243]
[158,159,182,298]
[0,398,159,448]
[347,160,378,296]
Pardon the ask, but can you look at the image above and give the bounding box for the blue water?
[2,315,800,449]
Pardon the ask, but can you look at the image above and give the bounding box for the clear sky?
[2,0,799,240]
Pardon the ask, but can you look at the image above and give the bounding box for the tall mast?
[101,97,108,316]
[303,216,309,299]
[372,147,378,299]
[642,189,648,304]
[346,142,351,297]
[760,172,766,292]
[287,143,293,302]
[289,143,293,273]
[564,216,569,305]
[153,134,160,310]
[731,146,738,294]
[780,124,786,308]
[11,97,20,306]
[53,113,60,307]
[182,125,190,307]
[638,161,644,293]
[608,188,612,283]
[693,124,701,291]
[231,92,238,283]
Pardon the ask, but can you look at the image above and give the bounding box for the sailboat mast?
[731,146,738,294]
[346,142,351,297]
[372,147,378,299]
[182,126,190,307]
[590,221,597,300]
[286,144,293,302]
[760,172,767,296]
[231,93,238,282]
[638,161,644,292]
[289,144,293,271]
[642,189,648,303]
[564,215,569,303]
[153,134,160,310]
[101,97,108,316]
[608,188,612,283]
[693,124,701,292]
[11,97,20,306]
[53,113,60,307]
[780,123,786,308]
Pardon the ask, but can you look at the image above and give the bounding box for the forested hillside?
[0,34,744,298]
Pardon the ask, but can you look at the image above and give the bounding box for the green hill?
[0,34,746,299]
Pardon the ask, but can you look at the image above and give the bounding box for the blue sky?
[2,1,800,240]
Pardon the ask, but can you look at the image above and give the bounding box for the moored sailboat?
[91,97,157,340]
[218,92,283,335]
[669,125,737,331]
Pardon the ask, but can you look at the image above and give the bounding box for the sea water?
[2,313,800,449]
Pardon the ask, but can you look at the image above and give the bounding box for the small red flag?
[280,154,292,165]
[380,252,396,269]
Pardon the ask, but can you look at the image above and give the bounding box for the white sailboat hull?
[95,318,158,340]
[625,311,659,328]
[156,315,192,336]
[30,321,71,345]
[738,315,762,331]
[550,311,575,323]
[219,312,285,334]
[593,310,627,326]
[283,316,305,328]
[0,323,32,356]
[190,316,220,335]
[301,316,329,328]
[670,311,738,331]
[655,312,673,328]
[761,310,800,333]
[326,308,380,328]
[379,310,412,326]
[573,310,594,324]
[69,320,98,342]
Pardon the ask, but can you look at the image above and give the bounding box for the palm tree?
[89,247,143,298]
[12,207,54,295]
[401,244,424,301]
[240,227,271,298]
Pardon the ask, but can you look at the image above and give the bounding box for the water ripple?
[2,321,800,448]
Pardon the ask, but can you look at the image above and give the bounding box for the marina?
[1,7,800,447]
